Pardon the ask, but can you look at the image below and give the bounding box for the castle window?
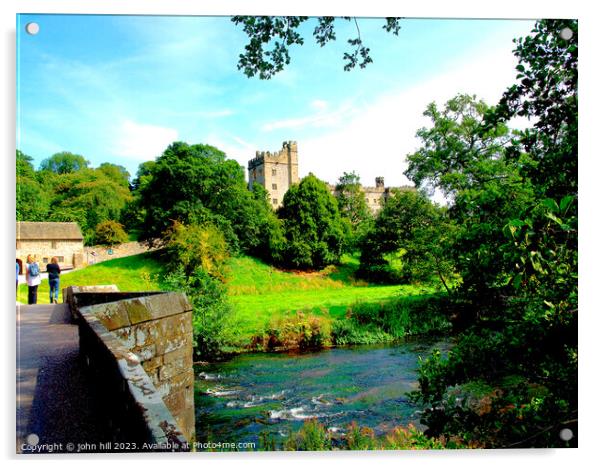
[373,199,377,204]
[272,183,277,190]
[43,257,49,264]
[58,256,64,263]
[272,168,277,176]
[272,198,278,205]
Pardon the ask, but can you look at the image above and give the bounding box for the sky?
[16,15,536,189]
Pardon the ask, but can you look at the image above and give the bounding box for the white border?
[2,1,599,468]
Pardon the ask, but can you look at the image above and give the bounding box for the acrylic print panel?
[15,13,577,453]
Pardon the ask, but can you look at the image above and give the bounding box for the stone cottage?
[16,222,84,272]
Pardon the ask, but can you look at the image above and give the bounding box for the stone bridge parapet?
[64,286,195,451]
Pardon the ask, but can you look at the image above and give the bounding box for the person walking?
[25,254,41,305]
[46,257,61,304]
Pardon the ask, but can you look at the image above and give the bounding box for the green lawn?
[224,254,433,342]
[18,251,433,344]
[17,251,166,304]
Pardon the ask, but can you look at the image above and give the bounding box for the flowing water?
[195,338,451,446]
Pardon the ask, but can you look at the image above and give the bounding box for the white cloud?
[261,101,357,132]
[113,119,179,161]
[297,44,528,190]
[310,99,329,111]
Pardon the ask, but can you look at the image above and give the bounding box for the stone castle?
[248,141,410,212]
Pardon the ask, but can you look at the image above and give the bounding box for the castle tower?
[248,141,300,209]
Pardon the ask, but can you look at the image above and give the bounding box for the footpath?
[16,303,113,453]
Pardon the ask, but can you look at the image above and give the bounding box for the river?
[194,338,451,446]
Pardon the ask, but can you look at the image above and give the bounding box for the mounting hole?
[25,22,40,35]
[559,427,574,441]
[560,27,573,41]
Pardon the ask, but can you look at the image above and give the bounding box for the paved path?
[16,303,113,453]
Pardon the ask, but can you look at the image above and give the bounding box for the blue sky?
[16,15,535,187]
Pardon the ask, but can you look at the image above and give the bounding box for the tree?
[50,168,133,243]
[334,171,372,243]
[16,150,50,221]
[232,16,401,79]
[138,141,278,254]
[95,220,128,246]
[39,151,89,174]
[409,20,578,448]
[405,94,533,300]
[277,174,346,269]
[98,163,130,187]
[359,189,455,288]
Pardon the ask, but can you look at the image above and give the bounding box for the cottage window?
[51,240,57,249]
[58,256,64,263]
[43,257,49,264]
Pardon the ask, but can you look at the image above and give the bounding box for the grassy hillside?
[18,251,434,345]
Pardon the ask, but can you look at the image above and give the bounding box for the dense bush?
[261,420,469,451]
[164,267,234,360]
[94,220,128,246]
[253,312,332,351]
[358,190,455,288]
[277,174,346,270]
[164,221,229,279]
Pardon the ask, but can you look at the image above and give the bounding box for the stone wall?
[66,286,195,448]
[16,239,84,269]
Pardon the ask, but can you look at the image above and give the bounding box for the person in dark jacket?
[47,257,61,304]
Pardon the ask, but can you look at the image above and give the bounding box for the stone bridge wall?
[65,286,195,450]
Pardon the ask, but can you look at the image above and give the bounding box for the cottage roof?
[16,222,84,241]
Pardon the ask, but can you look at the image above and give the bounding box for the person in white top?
[25,254,42,305]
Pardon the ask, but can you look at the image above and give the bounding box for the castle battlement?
[248,141,298,170]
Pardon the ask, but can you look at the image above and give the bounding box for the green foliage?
[16,151,133,242]
[278,174,346,269]
[49,168,133,243]
[334,171,373,249]
[231,16,401,79]
[94,220,128,246]
[359,189,455,288]
[284,419,330,451]
[330,320,393,346]
[280,420,467,451]
[164,222,229,279]
[98,162,130,187]
[253,312,332,351]
[16,151,51,221]
[138,141,279,256]
[39,151,89,174]
[405,21,578,447]
[164,267,234,360]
